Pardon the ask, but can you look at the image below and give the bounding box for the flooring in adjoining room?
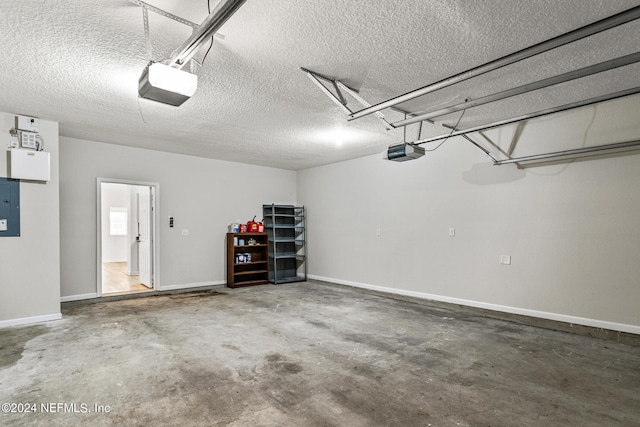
[102,262,150,295]
[1,282,639,426]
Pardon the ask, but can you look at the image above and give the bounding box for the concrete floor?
[1,282,639,426]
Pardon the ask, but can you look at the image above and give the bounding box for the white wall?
[60,137,296,299]
[126,185,148,275]
[0,112,60,326]
[297,114,640,334]
[101,183,129,263]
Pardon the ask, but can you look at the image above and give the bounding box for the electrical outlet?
[376,228,381,237]
[500,255,511,265]
[449,228,455,237]
[181,229,189,236]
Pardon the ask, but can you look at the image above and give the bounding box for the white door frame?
[96,178,160,297]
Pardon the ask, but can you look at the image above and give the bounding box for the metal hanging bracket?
[129,0,200,28]
[302,67,438,133]
[303,68,353,115]
[129,0,227,64]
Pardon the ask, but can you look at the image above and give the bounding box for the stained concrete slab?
[1,282,639,426]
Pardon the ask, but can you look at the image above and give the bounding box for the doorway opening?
[97,179,158,297]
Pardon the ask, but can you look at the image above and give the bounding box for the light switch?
[0,219,7,231]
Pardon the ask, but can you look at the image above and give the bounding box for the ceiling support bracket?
[334,80,395,130]
[462,134,498,163]
[332,81,348,107]
[142,6,152,61]
[128,0,228,63]
[302,67,395,130]
[304,69,354,116]
[441,123,498,163]
[129,0,199,29]
[302,67,432,131]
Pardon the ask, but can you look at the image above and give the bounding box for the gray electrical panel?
[0,178,20,237]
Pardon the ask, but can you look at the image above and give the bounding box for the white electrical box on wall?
[9,149,50,181]
[16,115,39,132]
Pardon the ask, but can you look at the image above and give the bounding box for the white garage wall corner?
[0,112,61,327]
[59,137,296,299]
[297,137,640,334]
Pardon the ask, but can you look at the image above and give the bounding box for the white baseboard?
[60,282,225,301]
[158,280,226,291]
[0,313,62,328]
[61,293,98,302]
[308,275,640,335]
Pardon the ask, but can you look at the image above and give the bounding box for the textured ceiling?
[1,0,639,170]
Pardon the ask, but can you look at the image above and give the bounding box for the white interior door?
[138,187,153,288]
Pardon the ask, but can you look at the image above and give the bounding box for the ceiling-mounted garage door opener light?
[134,0,247,106]
[138,62,198,107]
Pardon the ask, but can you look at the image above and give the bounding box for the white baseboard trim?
[127,270,139,276]
[308,275,640,335]
[158,280,226,291]
[60,282,226,302]
[0,313,62,328]
[61,293,99,302]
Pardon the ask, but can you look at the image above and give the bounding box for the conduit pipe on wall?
[347,5,640,121]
